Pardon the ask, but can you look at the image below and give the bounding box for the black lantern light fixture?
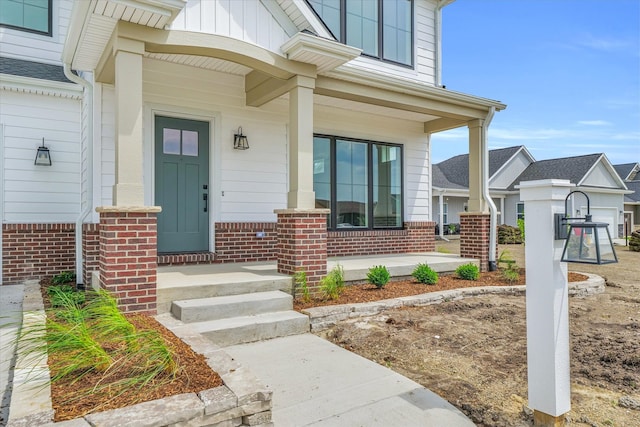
[554,190,618,265]
[233,127,249,150]
[34,138,52,166]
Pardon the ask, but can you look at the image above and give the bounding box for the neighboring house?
[1,0,506,309]
[433,148,629,238]
[614,162,640,233]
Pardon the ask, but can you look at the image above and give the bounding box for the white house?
[432,147,629,238]
[1,0,506,311]
[614,162,640,234]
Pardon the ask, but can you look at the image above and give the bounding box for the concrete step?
[191,311,310,347]
[171,291,293,323]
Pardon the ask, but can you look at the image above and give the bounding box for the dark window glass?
[313,135,403,230]
[373,144,402,228]
[336,139,368,228]
[313,136,332,227]
[307,0,413,66]
[0,0,51,35]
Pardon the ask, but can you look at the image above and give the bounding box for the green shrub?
[367,265,390,289]
[412,263,438,285]
[52,271,76,285]
[320,265,345,300]
[48,285,85,309]
[456,263,479,281]
[294,270,311,303]
[502,266,520,283]
[517,218,525,242]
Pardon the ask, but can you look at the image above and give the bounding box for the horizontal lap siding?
[1,90,81,223]
[172,0,288,53]
[143,60,289,223]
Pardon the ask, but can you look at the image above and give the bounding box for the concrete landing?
[225,334,474,427]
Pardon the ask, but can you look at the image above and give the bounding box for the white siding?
[0,0,73,65]
[0,90,81,222]
[171,0,290,53]
[491,151,533,189]
[581,161,620,188]
[504,194,522,227]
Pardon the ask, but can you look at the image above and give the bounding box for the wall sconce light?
[554,190,618,264]
[34,138,52,166]
[233,127,249,150]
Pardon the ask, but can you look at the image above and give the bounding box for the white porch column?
[519,179,574,426]
[467,119,487,213]
[113,38,145,206]
[438,192,445,238]
[500,196,505,224]
[287,76,316,209]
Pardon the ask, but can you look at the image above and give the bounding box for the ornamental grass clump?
[412,263,438,285]
[456,263,480,281]
[320,265,345,300]
[367,265,391,289]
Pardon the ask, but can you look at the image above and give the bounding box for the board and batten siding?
[0,0,73,65]
[0,90,81,223]
[171,0,290,53]
[490,151,532,190]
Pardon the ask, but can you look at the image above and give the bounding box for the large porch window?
[307,0,413,67]
[313,135,403,230]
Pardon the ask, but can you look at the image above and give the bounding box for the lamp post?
[519,180,618,427]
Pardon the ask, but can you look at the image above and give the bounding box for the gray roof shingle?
[508,153,602,190]
[624,181,640,203]
[433,145,523,189]
[614,163,639,181]
[0,56,72,83]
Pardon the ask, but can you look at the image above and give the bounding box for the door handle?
[203,193,208,212]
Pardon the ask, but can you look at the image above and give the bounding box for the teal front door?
[155,116,209,253]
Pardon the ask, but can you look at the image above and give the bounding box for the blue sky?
[430,0,640,166]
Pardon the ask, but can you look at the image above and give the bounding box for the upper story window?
[308,0,413,67]
[0,0,52,35]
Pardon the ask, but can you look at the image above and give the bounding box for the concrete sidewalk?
[0,284,24,426]
[225,334,474,426]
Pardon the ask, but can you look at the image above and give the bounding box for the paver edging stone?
[303,272,604,331]
[7,285,273,427]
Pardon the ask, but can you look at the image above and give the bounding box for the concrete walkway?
[225,334,474,426]
[0,284,24,426]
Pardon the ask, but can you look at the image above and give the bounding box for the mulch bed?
[39,280,223,422]
[293,270,588,311]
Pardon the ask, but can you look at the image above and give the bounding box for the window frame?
[307,0,414,68]
[314,134,404,231]
[0,0,52,36]
[442,202,448,224]
[516,202,525,221]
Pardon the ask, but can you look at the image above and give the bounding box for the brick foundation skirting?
[328,221,436,257]
[214,222,277,263]
[2,223,76,284]
[82,224,100,286]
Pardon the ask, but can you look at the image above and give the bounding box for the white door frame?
[144,104,221,253]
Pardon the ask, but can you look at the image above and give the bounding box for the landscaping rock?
[619,395,640,411]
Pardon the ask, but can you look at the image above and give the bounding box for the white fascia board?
[0,73,82,98]
[577,185,633,195]
[260,0,299,37]
[326,65,507,112]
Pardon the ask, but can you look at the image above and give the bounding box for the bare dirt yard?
[317,241,640,427]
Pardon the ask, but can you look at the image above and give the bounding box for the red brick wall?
[2,223,75,284]
[328,222,436,257]
[460,213,495,272]
[82,224,100,286]
[99,211,158,314]
[276,211,328,287]
[214,222,277,262]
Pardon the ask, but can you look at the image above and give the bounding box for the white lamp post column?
[519,179,574,426]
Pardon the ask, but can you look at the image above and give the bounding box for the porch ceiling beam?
[116,21,317,80]
[314,76,487,120]
[245,72,315,107]
[424,117,467,133]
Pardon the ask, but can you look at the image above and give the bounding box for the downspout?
[482,106,498,271]
[64,63,93,287]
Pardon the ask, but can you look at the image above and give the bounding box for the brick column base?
[405,221,437,252]
[460,213,495,272]
[275,209,329,289]
[98,207,161,314]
